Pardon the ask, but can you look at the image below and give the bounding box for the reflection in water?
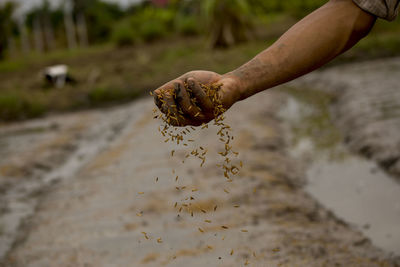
[280,86,400,256]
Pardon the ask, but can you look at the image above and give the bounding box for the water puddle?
[279,86,400,256]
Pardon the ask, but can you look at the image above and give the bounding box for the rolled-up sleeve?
[353,0,399,20]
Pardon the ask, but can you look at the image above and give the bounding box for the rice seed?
[175,175,178,181]
[234,205,240,208]
[207,245,213,250]
[221,225,228,229]
[241,229,248,232]
[157,238,163,243]
[230,249,234,255]
[223,189,230,194]
[198,227,204,233]
[214,205,217,211]
[141,232,149,240]
[138,192,144,195]
[204,219,212,223]
[136,212,142,217]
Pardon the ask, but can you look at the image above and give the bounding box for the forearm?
[225,0,376,100]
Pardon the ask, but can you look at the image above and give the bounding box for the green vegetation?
[0,0,400,122]
[0,91,46,120]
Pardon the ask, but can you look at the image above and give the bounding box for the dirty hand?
[153,71,240,126]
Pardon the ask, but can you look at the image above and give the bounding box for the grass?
[0,17,399,122]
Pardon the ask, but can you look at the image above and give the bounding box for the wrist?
[221,72,247,102]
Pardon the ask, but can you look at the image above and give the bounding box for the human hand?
[153,71,240,126]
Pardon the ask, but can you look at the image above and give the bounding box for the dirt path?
[0,92,397,266]
[1,59,400,267]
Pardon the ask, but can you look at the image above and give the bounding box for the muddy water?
[279,88,400,256]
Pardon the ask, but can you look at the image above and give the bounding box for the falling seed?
[230,249,234,255]
[157,238,163,243]
[174,202,177,208]
[223,189,230,194]
[138,192,144,195]
[204,219,212,223]
[136,212,142,217]
[141,232,149,240]
[201,209,207,214]
[214,205,217,211]
[221,226,229,229]
[272,248,280,252]
[175,175,179,181]
[156,177,159,182]
[244,259,249,265]
[241,229,248,232]
[198,227,204,233]
[207,245,213,250]
[234,205,240,208]
[192,188,198,192]
[171,150,175,156]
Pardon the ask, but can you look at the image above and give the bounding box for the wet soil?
[0,58,399,266]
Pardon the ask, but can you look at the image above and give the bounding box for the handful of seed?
[147,82,247,263]
[152,82,242,179]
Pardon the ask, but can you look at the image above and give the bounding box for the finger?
[153,90,163,110]
[175,81,205,122]
[187,78,214,114]
[160,88,179,126]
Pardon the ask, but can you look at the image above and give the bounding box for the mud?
[279,92,400,256]
[0,58,400,266]
[294,57,400,181]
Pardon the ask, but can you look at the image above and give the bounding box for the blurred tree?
[26,1,64,50]
[0,2,17,59]
[72,0,124,43]
[203,0,253,48]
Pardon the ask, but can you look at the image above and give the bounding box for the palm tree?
[203,0,253,48]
